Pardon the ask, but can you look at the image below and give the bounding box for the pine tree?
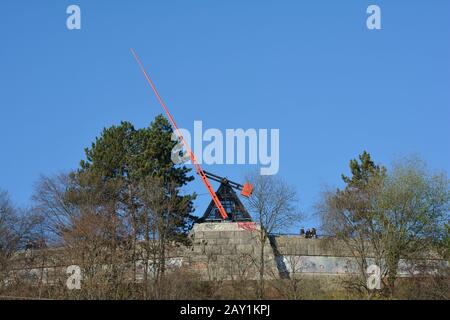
[75,115,196,241]
[341,150,386,189]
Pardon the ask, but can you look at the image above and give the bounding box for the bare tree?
[31,173,77,245]
[0,189,43,295]
[245,171,301,299]
[271,255,305,299]
[32,173,133,299]
[317,185,385,297]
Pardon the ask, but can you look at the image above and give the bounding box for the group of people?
[300,227,317,239]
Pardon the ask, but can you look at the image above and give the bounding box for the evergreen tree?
[75,115,196,240]
[342,150,386,189]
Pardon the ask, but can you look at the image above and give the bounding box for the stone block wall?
[185,222,278,280]
[12,223,444,282]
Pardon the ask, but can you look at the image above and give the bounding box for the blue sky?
[1,1,449,231]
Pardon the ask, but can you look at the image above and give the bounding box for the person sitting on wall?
[300,228,305,237]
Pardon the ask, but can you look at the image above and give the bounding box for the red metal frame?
[131,48,229,220]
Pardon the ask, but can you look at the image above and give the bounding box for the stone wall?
[10,222,446,282]
[185,222,278,280]
[184,223,358,279]
[186,225,447,279]
[271,236,347,257]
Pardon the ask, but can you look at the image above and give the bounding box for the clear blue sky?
[1,1,449,231]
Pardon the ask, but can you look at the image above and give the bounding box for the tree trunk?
[258,230,266,299]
